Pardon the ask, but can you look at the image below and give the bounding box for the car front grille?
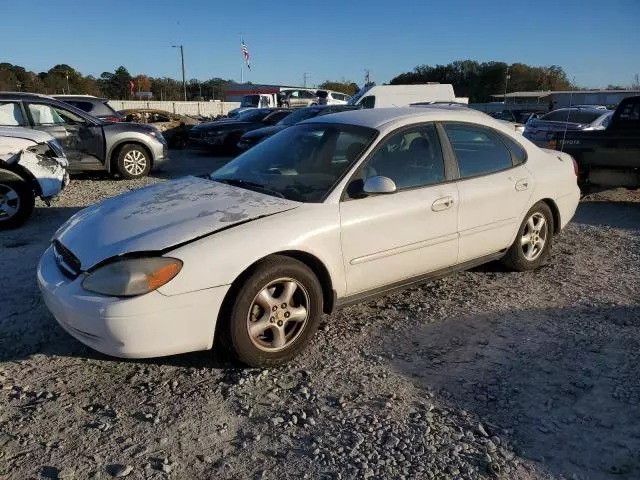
[53,240,81,279]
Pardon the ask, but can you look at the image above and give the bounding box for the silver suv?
[0,92,168,179]
[278,89,318,109]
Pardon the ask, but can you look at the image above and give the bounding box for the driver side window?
[28,104,66,125]
[28,103,86,126]
[362,124,445,190]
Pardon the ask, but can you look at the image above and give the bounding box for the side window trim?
[340,121,455,202]
[438,121,524,180]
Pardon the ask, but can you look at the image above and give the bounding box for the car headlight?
[205,130,224,137]
[82,257,183,297]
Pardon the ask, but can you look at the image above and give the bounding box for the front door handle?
[515,178,530,191]
[432,196,454,212]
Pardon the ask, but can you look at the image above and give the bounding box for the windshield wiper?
[214,178,286,199]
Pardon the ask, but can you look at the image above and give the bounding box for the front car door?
[441,122,534,264]
[25,102,105,168]
[339,123,459,295]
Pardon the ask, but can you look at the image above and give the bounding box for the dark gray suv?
[54,95,123,122]
[0,92,168,179]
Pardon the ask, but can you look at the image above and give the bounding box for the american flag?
[241,41,251,70]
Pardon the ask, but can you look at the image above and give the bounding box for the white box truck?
[348,84,465,108]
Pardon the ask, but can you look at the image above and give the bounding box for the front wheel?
[501,202,554,271]
[224,256,323,367]
[0,170,35,230]
[116,144,151,179]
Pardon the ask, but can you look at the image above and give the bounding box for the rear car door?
[441,122,533,264]
[25,102,105,168]
[339,123,459,295]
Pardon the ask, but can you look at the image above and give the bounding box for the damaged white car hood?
[54,176,300,270]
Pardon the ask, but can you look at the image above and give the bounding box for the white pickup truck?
[0,127,69,229]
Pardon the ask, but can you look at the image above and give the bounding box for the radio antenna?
[560,77,576,153]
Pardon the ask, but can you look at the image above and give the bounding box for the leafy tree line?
[390,60,574,102]
[0,63,234,101]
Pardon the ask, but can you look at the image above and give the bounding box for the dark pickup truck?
[553,96,640,192]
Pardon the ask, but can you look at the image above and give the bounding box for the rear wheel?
[224,256,323,367]
[501,202,554,271]
[0,170,35,230]
[116,144,151,179]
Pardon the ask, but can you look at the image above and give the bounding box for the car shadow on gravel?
[573,201,640,231]
[389,305,640,480]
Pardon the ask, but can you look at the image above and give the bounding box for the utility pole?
[364,69,370,86]
[65,73,71,94]
[503,66,510,105]
[172,45,187,101]
[303,73,311,88]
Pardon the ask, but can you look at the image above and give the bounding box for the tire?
[0,169,35,230]
[281,102,290,109]
[501,201,554,271]
[116,144,151,179]
[224,255,323,367]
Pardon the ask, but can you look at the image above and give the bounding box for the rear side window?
[542,110,602,124]
[443,123,514,178]
[0,102,25,126]
[360,96,375,109]
[499,133,527,165]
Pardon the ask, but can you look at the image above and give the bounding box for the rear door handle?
[432,196,454,212]
[515,178,530,191]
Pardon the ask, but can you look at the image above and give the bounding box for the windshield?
[211,123,377,202]
[240,95,260,107]
[235,109,271,122]
[347,85,372,105]
[277,107,321,126]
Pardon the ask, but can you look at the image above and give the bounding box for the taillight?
[105,115,122,122]
[571,157,579,176]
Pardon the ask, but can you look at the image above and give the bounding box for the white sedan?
[38,107,580,367]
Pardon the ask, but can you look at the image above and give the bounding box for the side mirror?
[363,176,397,194]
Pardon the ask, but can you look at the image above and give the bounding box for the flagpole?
[240,34,243,84]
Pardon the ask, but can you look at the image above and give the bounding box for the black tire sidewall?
[0,174,35,230]
[228,257,323,367]
[503,202,554,271]
[116,144,151,179]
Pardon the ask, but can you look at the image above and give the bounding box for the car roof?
[303,105,490,129]
[54,95,108,102]
[0,91,56,100]
[0,126,54,143]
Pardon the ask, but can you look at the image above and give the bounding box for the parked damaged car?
[189,108,292,154]
[119,109,199,148]
[38,107,580,367]
[0,127,68,229]
[0,93,168,179]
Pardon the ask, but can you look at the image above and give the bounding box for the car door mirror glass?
[363,175,397,194]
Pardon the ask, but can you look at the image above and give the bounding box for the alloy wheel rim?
[123,150,147,176]
[0,183,20,220]
[246,277,310,352]
[521,212,548,261]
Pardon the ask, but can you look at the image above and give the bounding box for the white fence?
[107,100,240,117]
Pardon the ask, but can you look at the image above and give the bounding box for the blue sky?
[3,0,639,88]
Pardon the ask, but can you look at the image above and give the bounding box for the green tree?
[390,60,574,102]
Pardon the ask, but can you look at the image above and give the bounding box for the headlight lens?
[82,257,183,297]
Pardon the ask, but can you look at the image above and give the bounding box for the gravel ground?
[1,150,639,480]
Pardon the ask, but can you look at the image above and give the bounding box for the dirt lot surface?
[1,150,639,480]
